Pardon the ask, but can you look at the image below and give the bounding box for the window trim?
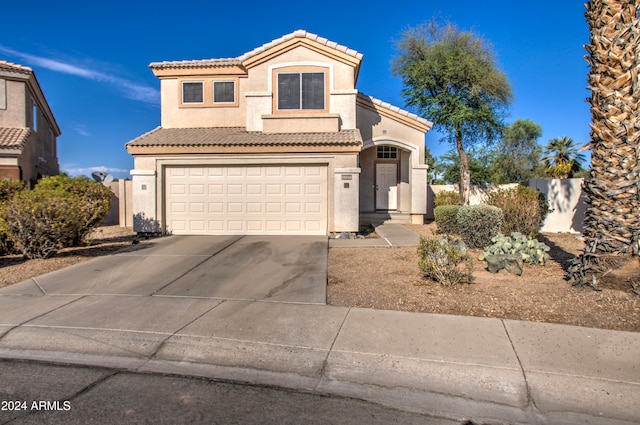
[272,66,329,114]
[212,80,236,104]
[181,80,204,104]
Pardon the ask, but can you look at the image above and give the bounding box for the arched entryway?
[360,138,420,213]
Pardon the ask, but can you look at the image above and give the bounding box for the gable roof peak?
[239,30,363,63]
[149,30,363,72]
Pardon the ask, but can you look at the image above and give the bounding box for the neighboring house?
[0,60,60,188]
[126,30,432,235]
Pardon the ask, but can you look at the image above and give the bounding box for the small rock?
[485,254,523,276]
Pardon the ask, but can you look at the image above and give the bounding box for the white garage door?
[165,165,327,235]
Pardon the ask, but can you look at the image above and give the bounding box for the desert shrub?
[0,179,25,202]
[0,180,25,255]
[34,175,112,245]
[6,190,81,259]
[479,232,550,265]
[433,205,460,234]
[486,186,549,237]
[457,205,503,249]
[417,235,473,285]
[434,190,460,207]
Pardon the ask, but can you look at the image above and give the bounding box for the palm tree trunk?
[456,127,471,205]
[570,0,640,287]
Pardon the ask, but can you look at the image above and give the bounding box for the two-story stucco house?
[0,61,60,188]
[126,30,432,235]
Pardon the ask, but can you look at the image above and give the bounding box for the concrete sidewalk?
[0,233,638,424]
[0,288,638,424]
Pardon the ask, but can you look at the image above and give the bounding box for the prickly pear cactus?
[478,232,550,265]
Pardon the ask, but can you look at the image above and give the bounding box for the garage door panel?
[166,165,327,235]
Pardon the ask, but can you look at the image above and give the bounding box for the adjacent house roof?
[149,30,363,71]
[126,127,363,148]
[0,60,32,74]
[0,60,62,136]
[0,127,31,150]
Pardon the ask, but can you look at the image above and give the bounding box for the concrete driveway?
[3,235,328,304]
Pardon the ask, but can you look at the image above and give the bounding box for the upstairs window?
[182,81,204,104]
[213,81,235,103]
[277,72,324,110]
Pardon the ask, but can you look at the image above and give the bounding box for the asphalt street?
[0,360,470,425]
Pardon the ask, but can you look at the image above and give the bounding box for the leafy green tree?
[424,146,438,183]
[393,19,512,204]
[492,119,544,183]
[542,136,586,178]
[439,148,497,185]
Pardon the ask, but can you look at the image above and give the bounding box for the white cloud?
[0,45,159,105]
[62,165,130,179]
[71,123,91,137]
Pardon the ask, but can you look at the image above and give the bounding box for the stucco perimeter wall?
[101,180,134,227]
[427,179,587,233]
[528,178,586,233]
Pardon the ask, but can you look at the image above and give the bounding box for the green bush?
[457,205,503,249]
[417,235,473,285]
[34,175,112,246]
[479,232,550,265]
[433,205,460,234]
[434,190,460,207]
[0,180,25,255]
[486,186,549,237]
[6,190,81,259]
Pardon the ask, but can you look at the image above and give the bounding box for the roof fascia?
[126,144,361,155]
[356,96,432,133]
[6,70,63,136]
[151,65,247,78]
[242,38,361,77]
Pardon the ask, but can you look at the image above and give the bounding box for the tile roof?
[0,127,31,150]
[149,30,362,70]
[0,60,32,74]
[126,127,363,148]
[357,92,433,128]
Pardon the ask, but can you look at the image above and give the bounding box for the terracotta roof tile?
[149,30,362,70]
[0,60,32,74]
[0,127,31,149]
[357,93,432,128]
[126,127,363,148]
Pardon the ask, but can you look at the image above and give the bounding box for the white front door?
[375,163,398,210]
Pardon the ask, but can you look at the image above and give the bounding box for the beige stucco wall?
[160,78,247,128]
[0,75,59,186]
[244,46,357,132]
[529,178,586,233]
[130,152,360,234]
[356,104,427,217]
[427,181,585,234]
[0,80,27,127]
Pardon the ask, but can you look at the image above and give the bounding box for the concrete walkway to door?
[329,223,420,247]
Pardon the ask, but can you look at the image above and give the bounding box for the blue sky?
[2,0,590,179]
